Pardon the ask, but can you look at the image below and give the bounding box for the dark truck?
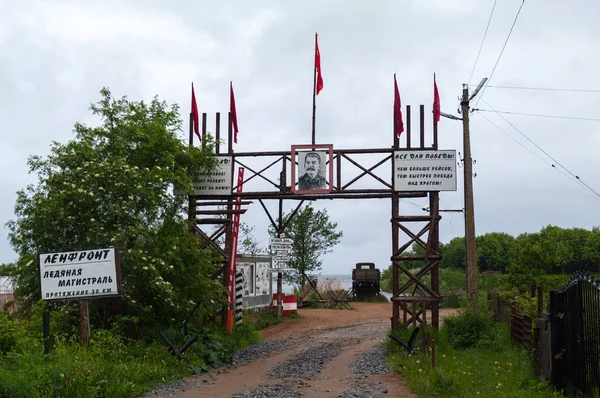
[351,262,381,299]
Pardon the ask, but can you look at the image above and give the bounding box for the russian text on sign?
[39,247,120,301]
[393,150,457,192]
[271,243,293,251]
[269,238,293,245]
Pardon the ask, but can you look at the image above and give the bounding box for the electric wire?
[468,0,498,85]
[469,85,600,93]
[400,198,424,209]
[474,109,600,122]
[474,0,526,108]
[477,99,600,199]
[476,111,596,196]
[476,111,554,168]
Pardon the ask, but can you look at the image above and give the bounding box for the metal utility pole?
[461,79,486,313]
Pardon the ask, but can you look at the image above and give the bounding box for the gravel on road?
[267,342,342,379]
[349,343,391,375]
[232,339,294,367]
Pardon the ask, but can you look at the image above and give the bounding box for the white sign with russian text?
[174,156,233,196]
[393,150,457,191]
[39,248,121,301]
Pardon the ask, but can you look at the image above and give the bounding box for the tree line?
[402,225,600,276]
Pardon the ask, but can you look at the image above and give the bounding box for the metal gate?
[550,271,600,397]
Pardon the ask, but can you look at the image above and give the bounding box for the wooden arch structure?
[189,104,450,330]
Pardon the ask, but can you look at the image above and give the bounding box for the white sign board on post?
[39,248,122,301]
[174,156,233,196]
[393,150,457,191]
[270,237,293,245]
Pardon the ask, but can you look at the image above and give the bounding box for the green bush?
[385,317,562,397]
[442,309,494,350]
[0,309,262,398]
[0,312,25,355]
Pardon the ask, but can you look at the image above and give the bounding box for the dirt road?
[143,303,456,398]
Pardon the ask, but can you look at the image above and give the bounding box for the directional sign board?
[271,243,292,251]
[273,256,290,263]
[270,238,293,245]
[274,250,289,257]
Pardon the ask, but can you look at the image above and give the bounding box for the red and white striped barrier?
[272,294,297,316]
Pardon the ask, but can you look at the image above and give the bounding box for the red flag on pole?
[394,73,404,137]
[191,83,201,142]
[315,33,323,95]
[230,81,239,143]
[433,73,441,123]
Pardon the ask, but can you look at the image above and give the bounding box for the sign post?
[227,167,244,333]
[269,237,293,319]
[38,247,122,345]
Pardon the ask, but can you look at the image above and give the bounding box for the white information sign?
[270,238,293,245]
[254,262,270,295]
[175,156,233,196]
[393,150,457,191]
[271,243,293,251]
[39,248,121,301]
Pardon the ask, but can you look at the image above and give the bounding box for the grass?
[385,310,562,398]
[294,276,389,306]
[0,306,262,398]
[244,307,302,330]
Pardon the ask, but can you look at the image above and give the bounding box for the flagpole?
[433,73,439,150]
[311,54,317,146]
[187,110,194,226]
[189,111,193,148]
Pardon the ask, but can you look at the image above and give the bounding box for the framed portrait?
[291,144,333,194]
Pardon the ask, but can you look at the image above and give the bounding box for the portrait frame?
[291,144,334,194]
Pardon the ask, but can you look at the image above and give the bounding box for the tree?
[476,232,515,273]
[238,223,266,256]
[6,88,224,329]
[440,236,466,270]
[0,264,13,277]
[268,204,343,286]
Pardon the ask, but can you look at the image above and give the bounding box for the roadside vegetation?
[384,306,563,397]
[0,89,263,398]
[379,225,600,397]
[0,302,262,397]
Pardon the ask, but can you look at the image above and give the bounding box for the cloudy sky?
[2,0,599,275]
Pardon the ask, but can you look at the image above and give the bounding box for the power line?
[474,109,600,122]
[475,112,586,189]
[474,0,526,108]
[476,112,599,198]
[476,112,553,167]
[468,0,498,85]
[478,98,600,199]
[400,198,424,209]
[469,84,600,93]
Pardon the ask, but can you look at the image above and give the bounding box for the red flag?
[394,73,404,136]
[230,81,239,143]
[315,33,323,95]
[191,83,201,141]
[433,73,441,123]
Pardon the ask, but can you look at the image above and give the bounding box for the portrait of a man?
[298,151,327,190]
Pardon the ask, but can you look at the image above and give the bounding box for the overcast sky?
[2,0,599,275]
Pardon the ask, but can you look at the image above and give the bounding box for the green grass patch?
[385,310,562,398]
[0,308,261,398]
[244,307,302,330]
